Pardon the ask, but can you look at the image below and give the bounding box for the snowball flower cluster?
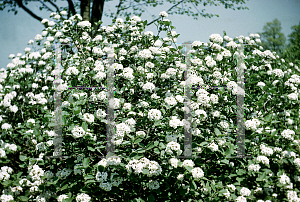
[245,118,260,131]
[281,129,295,141]
[159,11,168,17]
[209,33,223,44]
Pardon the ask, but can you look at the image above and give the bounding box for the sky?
[0,0,300,70]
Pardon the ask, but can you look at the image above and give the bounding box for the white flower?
[169,158,179,168]
[57,194,68,202]
[256,155,269,165]
[191,167,204,180]
[2,123,12,130]
[0,194,14,202]
[83,113,94,123]
[236,196,247,202]
[177,174,184,181]
[77,21,91,28]
[182,159,195,168]
[71,126,86,138]
[159,11,168,17]
[41,19,49,24]
[279,173,290,185]
[209,33,223,44]
[257,82,265,87]
[223,189,230,198]
[60,11,67,16]
[240,187,251,196]
[281,129,295,141]
[35,34,43,41]
[54,14,61,20]
[148,109,162,121]
[227,184,236,191]
[207,142,218,152]
[287,93,298,100]
[76,193,91,202]
[48,21,55,26]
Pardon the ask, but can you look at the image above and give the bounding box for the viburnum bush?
[0,10,300,202]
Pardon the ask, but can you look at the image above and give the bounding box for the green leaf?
[19,155,26,161]
[214,128,221,136]
[61,184,68,191]
[73,106,81,115]
[83,158,89,168]
[134,138,143,144]
[19,196,29,201]
[147,194,155,202]
[159,142,165,149]
[191,180,197,190]
[146,142,155,150]
[154,148,160,154]
[82,122,88,131]
[154,141,159,146]
[185,166,193,172]
[154,120,162,127]
[264,113,273,122]
[87,146,95,151]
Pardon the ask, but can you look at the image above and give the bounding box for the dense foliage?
[0,11,300,202]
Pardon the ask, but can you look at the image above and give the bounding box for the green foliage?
[258,18,286,57]
[282,20,300,66]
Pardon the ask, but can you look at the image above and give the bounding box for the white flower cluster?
[240,187,251,196]
[272,69,285,78]
[125,157,162,177]
[71,126,86,138]
[182,159,195,168]
[287,92,298,101]
[245,118,260,131]
[28,165,44,181]
[281,129,295,141]
[279,173,291,185]
[165,141,182,156]
[248,164,261,172]
[57,194,68,202]
[169,116,184,129]
[159,11,168,17]
[142,82,155,92]
[256,155,269,165]
[139,49,153,59]
[190,167,204,180]
[208,142,219,152]
[196,89,211,107]
[226,41,238,49]
[0,194,14,202]
[209,33,223,44]
[65,66,79,75]
[83,113,94,123]
[76,193,91,202]
[148,109,162,121]
[204,55,216,67]
[0,166,13,181]
[260,144,274,156]
[77,21,91,28]
[169,157,180,168]
[287,190,300,202]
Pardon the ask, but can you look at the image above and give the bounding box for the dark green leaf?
[147,194,155,202]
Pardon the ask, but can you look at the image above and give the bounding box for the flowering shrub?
[0,10,300,202]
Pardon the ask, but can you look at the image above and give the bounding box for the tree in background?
[282,21,300,66]
[258,18,286,57]
[0,0,249,32]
